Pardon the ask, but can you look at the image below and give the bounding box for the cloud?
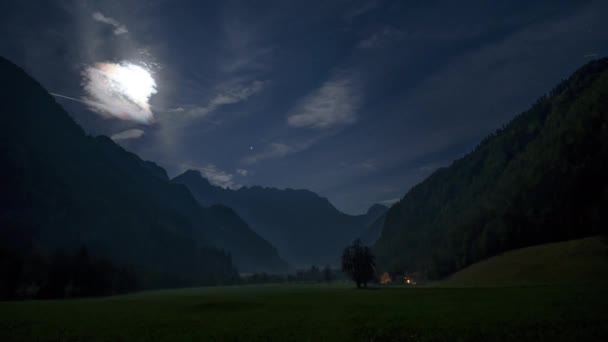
[110,128,145,141]
[378,197,400,206]
[243,133,336,165]
[244,142,295,164]
[360,160,377,170]
[287,76,361,129]
[344,1,378,21]
[92,12,128,35]
[416,163,440,174]
[82,61,157,123]
[338,159,378,171]
[236,168,249,176]
[221,47,274,73]
[200,165,236,188]
[181,164,241,189]
[358,27,405,49]
[176,80,266,119]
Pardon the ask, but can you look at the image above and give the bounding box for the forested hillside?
[375,58,608,278]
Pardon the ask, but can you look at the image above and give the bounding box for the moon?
[82,61,158,123]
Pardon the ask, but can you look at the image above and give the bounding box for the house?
[403,275,416,285]
[379,272,392,285]
[403,272,420,285]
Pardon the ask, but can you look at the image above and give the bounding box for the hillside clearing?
[443,236,608,287]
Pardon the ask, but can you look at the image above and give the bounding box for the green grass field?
[1,284,607,341]
[1,237,607,341]
[443,236,608,287]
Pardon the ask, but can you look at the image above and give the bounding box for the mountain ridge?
[374,57,608,278]
[0,56,286,291]
[173,169,388,267]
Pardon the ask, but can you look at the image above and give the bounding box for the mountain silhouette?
[173,170,388,267]
[0,56,286,292]
[375,58,608,278]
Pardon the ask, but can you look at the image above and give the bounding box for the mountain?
[374,58,608,279]
[360,211,388,245]
[173,170,388,267]
[363,204,389,227]
[0,56,286,295]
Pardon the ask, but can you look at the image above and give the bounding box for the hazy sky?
[1,0,607,214]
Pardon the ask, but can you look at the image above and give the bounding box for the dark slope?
[173,170,388,267]
[360,211,388,245]
[363,204,389,228]
[375,58,608,278]
[0,57,285,286]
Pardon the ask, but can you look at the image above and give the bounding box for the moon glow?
[82,61,158,123]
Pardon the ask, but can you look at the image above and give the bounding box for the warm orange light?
[380,272,392,285]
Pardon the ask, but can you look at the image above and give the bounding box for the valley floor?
[1,282,607,341]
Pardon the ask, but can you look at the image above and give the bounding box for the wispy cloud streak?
[287,76,361,129]
[92,12,128,35]
[111,128,145,141]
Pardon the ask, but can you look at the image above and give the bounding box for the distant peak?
[173,169,213,186]
[367,203,389,215]
[181,169,202,178]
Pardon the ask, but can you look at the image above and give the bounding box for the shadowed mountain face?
[360,211,388,245]
[375,58,608,278]
[0,57,286,288]
[173,170,387,267]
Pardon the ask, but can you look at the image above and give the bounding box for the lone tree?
[341,239,375,288]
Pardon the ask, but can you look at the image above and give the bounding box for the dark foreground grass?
[1,283,607,341]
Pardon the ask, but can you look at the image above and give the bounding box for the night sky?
[1,0,607,214]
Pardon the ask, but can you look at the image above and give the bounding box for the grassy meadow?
[1,237,607,341]
[1,283,607,341]
[443,236,608,287]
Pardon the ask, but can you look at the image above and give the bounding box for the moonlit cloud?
[358,27,405,49]
[244,142,294,164]
[287,76,361,129]
[360,160,377,170]
[92,12,128,35]
[180,163,238,188]
[243,135,333,165]
[180,80,267,119]
[82,61,157,124]
[236,169,249,176]
[110,128,145,141]
[379,197,400,206]
[199,164,238,189]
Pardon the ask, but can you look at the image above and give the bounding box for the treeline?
[0,245,137,300]
[375,58,608,278]
[242,265,339,284]
[0,242,244,300]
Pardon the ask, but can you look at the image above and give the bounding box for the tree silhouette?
[341,239,375,288]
